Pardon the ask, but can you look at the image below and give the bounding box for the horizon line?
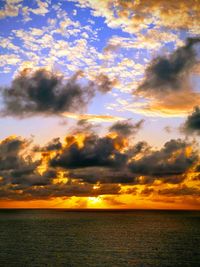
[0,208,199,212]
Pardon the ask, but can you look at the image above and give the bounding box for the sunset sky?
[0,0,200,209]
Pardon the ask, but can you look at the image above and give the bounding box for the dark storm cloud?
[141,188,154,196]
[68,167,135,184]
[73,119,99,135]
[109,119,144,137]
[49,134,196,185]
[129,139,198,181]
[48,132,198,185]
[0,134,198,201]
[0,69,118,118]
[23,183,96,199]
[50,134,127,169]
[0,182,121,200]
[195,164,200,172]
[127,141,150,157]
[137,37,200,95]
[0,136,55,187]
[33,137,62,152]
[183,106,200,134]
[158,185,200,197]
[10,169,56,187]
[0,136,30,171]
[1,69,94,117]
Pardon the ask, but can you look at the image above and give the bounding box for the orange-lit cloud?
[71,0,200,35]
[1,1,200,211]
[133,38,200,117]
[0,122,199,209]
[62,112,123,122]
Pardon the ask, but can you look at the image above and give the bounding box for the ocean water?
[0,210,199,267]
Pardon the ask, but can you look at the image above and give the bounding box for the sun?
[87,196,102,207]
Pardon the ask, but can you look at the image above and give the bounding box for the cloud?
[50,134,127,169]
[30,0,49,16]
[0,136,122,200]
[0,182,121,201]
[10,169,56,187]
[1,68,119,118]
[0,133,199,201]
[109,119,144,137]
[183,106,200,135]
[102,196,126,207]
[0,0,49,21]
[68,167,135,184]
[33,138,62,152]
[129,91,200,117]
[0,135,30,171]
[129,139,198,183]
[93,73,118,93]
[71,0,200,35]
[0,54,21,66]
[62,112,123,122]
[137,38,200,95]
[104,31,183,52]
[1,69,94,117]
[134,38,200,116]
[158,185,200,197]
[49,133,197,185]
[0,135,55,187]
[0,0,22,19]
[141,187,154,196]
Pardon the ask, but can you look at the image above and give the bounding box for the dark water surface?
[0,210,199,267]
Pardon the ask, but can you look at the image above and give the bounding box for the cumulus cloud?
[0,0,22,19]
[183,106,200,135]
[0,136,55,187]
[0,135,122,199]
[134,38,200,116]
[129,139,198,183]
[50,134,127,169]
[1,68,118,118]
[33,138,62,152]
[1,69,94,117]
[68,167,135,184]
[0,136,31,171]
[137,38,200,95]
[94,73,118,93]
[71,0,200,35]
[1,1,200,207]
[49,133,198,185]
[158,185,200,197]
[0,133,199,201]
[109,119,144,137]
[104,31,183,52]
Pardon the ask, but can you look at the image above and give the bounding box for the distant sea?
[0,209,199,267]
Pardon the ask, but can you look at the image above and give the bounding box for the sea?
[0,209,199,267]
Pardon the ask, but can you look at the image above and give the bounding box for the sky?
[0,0,200,209]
